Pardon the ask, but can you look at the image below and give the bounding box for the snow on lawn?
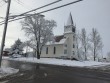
[3,57,110,67]
[0,67,19,79]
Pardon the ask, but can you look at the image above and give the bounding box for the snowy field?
[0,67,19,79]
[3,57,110,67]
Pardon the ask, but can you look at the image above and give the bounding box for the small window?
[64,50,67,54]
[65,44,67,47]
[46,47,48,54]
[17,52,19,54]
[73,51,75,55]
[66,26,69,28]
[73,44,75,48]
[53,47,56,54]
[72,28,75,32]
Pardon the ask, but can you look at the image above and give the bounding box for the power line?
[14,0,34,10]
[13,0,32,10]
[0,0,62,24]
[13,0,62,17]
[0,0,82,26]
[12,0,62,16]
[10,0,31,14]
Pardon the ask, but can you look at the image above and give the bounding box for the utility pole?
[0,0,11,67]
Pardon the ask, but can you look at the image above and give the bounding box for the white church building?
[41,13,76,59]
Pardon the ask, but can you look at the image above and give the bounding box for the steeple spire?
[64,13,76,34]
[66,12,74,26]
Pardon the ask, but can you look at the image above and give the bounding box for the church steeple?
[66,12,74,26]
[64,13,76,33]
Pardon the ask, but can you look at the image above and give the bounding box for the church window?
[46,47,48,54]
[64,50,67,54]
[65,44,67,47]
[66,26,69,28]
[72,28,75,32]
[17,52,19,54]
[73,44,75,48]
[73,51,75,55]
[53,47,56,54]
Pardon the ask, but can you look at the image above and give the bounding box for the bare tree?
[89,28,103,61]
[21,14,56,59]
[80,28,89,60]
[75,31,82,60]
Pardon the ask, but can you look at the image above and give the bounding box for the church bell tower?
[64,13,76,34]
[64,13,76,58]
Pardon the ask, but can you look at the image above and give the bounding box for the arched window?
[53,47,56,54]
[46,47,48,54]
[73,44,75,48]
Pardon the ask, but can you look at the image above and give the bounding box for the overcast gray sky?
[0,0,110,55]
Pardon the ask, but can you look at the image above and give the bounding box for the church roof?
[54,35,64,42]
[66,13,74,26]
[46,35,68,45]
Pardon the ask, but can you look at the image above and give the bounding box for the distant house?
[3,51,9,56]
[3,48,11,56]
[25,52,34,57]
[41,13,76,59]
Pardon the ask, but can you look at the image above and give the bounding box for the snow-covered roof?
[46,37,67,45]
[54,35,64,42]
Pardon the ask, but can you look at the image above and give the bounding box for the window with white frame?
[64,50,67,54]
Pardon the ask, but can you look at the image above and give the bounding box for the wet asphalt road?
[1,60,110,83]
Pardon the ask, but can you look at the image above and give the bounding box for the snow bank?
[0,67,19,79]
[3,57,110,67]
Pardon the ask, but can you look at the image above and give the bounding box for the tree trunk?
[94,49,95,61]
[37,42,40,59]
[85,48,87,60]
[34,49,37,57]
[37,50,40,59]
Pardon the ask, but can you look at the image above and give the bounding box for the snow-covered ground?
[0,67,19,79]
[3,57,110,67]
